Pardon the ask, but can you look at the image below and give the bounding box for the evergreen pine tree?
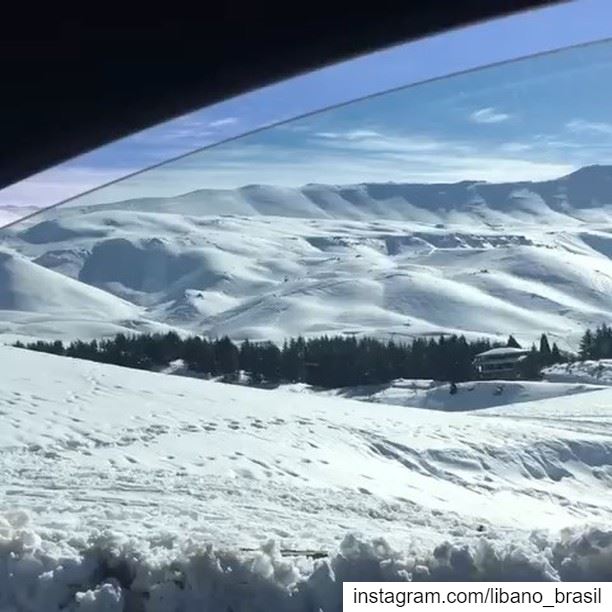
[598,324,612,358]
[214,336,239,376]
[579,329,594,360]
[260,342,282,383]
[506,335,521,348]
[539,333,552,366]
[551,342,562,364]
[519,343,542,379]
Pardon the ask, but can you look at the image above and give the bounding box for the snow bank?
[294,379,603,412]
[544,359,612,385]
[2,511,612,612]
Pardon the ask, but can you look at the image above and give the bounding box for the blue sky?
[3,0,612,208]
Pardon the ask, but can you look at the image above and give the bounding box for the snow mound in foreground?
[2,512,612,612]
[2,348,612,610]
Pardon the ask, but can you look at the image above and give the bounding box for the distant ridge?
[10,164,612,228]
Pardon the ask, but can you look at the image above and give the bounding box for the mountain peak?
[562,164,612,180]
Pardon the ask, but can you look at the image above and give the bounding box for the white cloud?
[4,124,601,211]
[315,129,381,140]
[127,115,241,152]
[0,166,136,209]
[566,119,612,137]
[208,117,239,128]
[275,122,315,133]
[312,129,472,154]
[155,127,213,142]
[469,107,511,124]
[499,142,532,153]
[55,138,575,206]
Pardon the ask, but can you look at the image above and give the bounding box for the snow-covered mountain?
[1,346,611,608]
[5,167,612,347]
[33,164,612,224]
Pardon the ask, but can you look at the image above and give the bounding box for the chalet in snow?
[473,346,530,380]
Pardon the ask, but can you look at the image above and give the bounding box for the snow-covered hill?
[0,205,39,228]
[3,205,612,347]
[1,347,611,609]
[0,247,180,343]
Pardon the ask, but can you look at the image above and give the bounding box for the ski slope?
[1,347,611,609]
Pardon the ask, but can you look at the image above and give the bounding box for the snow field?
[1,346,611,609]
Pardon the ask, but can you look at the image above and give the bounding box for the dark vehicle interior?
[1,1,561,191]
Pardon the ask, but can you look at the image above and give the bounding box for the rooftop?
[475,347,530,359]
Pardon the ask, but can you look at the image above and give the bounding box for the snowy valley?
[5,167,612,349]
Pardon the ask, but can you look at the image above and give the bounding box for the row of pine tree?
[14,330,568,388]
[579,323,612,360]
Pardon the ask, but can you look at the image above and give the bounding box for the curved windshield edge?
[1,0,612,228]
